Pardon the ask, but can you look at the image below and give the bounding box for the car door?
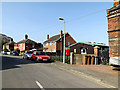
[32,52,36,60]
[25,51,28,59]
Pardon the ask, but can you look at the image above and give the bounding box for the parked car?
[1,51,7,55]
[23,51,33,59]
[7,52,10,55]
[31,51,50,62]
[11,51,19,56]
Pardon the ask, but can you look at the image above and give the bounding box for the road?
[1,55,110,89]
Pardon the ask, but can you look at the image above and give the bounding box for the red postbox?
[65,49,70,56]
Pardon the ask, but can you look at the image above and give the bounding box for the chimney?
[113,0,120,7]
[47,34,49,40]
[25,34,28,39]
[60,30,63,38]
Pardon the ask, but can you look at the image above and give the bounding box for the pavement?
[52,61,118,88]
[1,55,119,89]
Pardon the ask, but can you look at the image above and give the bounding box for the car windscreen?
[13,51,18,53]
[36,52,46,55]
[27,51,33,54]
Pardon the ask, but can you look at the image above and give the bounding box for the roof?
[6,41,15,45]
[68,42,109,47]
[17,39,37,44]
[44,32,68,43]
[108,4,120,12]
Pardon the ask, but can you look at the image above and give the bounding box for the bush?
[50,56,70,64]
[19,54,23,56]
[106,63,109,66]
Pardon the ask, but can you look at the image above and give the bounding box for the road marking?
[35,81,45,90]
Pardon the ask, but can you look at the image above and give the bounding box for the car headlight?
[27,55,31,57]
[38,57,42,59]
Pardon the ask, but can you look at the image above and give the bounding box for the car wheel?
[35,58,39,63]
[27,57,29,60]
[31,57,34,61]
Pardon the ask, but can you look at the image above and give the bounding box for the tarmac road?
[1,55,114,89]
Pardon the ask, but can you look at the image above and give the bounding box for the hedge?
[50,56,70,64]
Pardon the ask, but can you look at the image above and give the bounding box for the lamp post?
[59,17,65,64]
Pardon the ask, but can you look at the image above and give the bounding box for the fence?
[70,53,98,65]
[46,52,70,64]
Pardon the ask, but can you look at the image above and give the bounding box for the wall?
[70,43,94,54]
[56,33,76,54]
[43,42,56,52]
[107,2,120,58]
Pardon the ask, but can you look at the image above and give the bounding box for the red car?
[31,51,50,62]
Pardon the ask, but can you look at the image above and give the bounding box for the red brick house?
[43,30,76,54]
[107,0,120,65]
[3,38,15,52]
[14,34,42,53]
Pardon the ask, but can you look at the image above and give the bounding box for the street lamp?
[59,17,65,64]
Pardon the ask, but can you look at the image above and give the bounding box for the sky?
[2,2,113,45]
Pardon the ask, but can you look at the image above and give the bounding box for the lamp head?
[59,17,64,20]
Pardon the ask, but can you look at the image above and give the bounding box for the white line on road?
[35,81,45,90]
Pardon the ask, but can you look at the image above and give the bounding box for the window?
[81,48,87,54]
[36,52,46,55]
[74,49,76,53]
[53,49,55,52]
[68,42,70,46]
[33,52,36,55]
[50,49,52,52]
[46,43,48,46]
[32,44,35,48]
[50,42,52,46]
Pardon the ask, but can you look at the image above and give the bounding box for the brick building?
[69,42,109,64]
[14,34,42,53]
[107,0,120,65]
[3,38,15,51]
[69,42,109,55]
[43,30,76,54]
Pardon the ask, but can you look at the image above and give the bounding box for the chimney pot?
[47,34,49,40]
[25,34,28,39]
[60,30,63,38]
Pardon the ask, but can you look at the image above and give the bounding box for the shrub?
[50,56,70,64]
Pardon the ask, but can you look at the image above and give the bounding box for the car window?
[36,52,46,55]
[33,52,36,55]
[25,51,27,53]
[27,51,33,54]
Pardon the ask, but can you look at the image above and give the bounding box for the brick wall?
[65,33,76,47]
[70,43,94,54]
[56,33,76,54]
[107,0,120,58]
[43,42,56,52]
